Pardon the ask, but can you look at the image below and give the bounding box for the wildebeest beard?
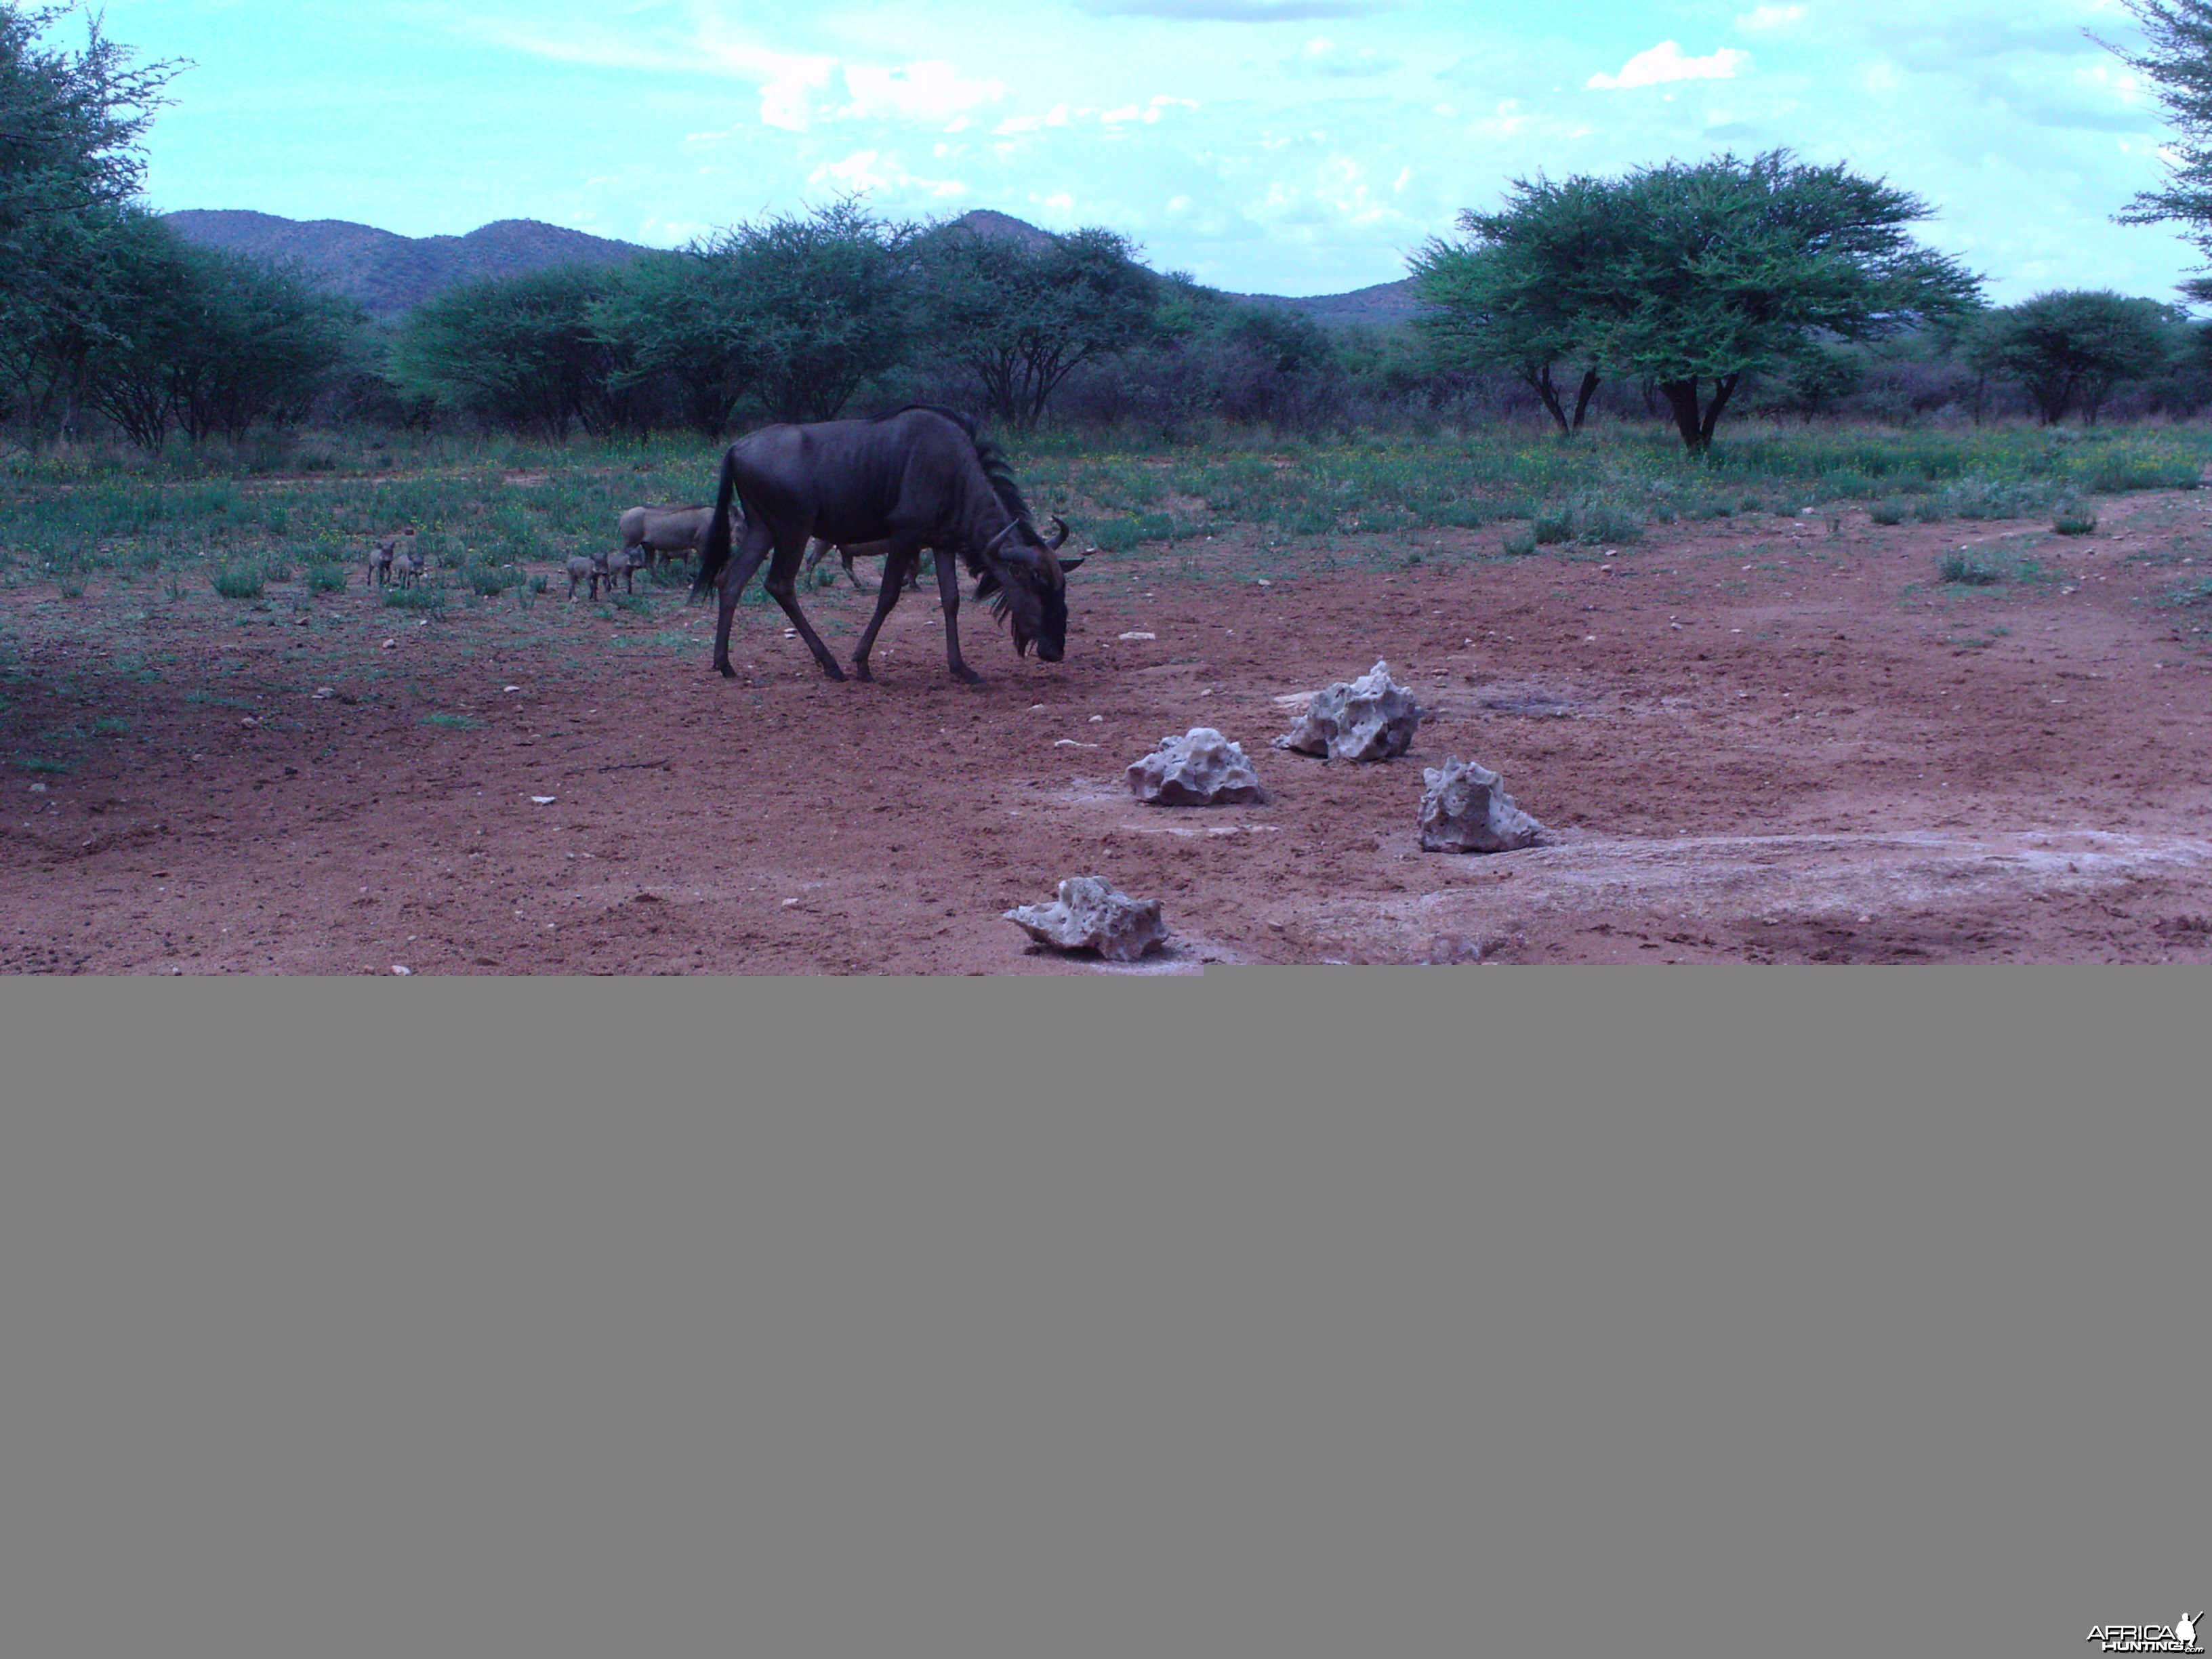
[973,528,1072,661]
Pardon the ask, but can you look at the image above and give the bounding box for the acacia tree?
[393,266,641,438]
[1410,174,1618,436]
[0,1,181,436]
[916,224,1157,432]
[2104,1,2212,285]
[1964,291,2179,424]
[1418,152,1982,452]
[592,200,919,430]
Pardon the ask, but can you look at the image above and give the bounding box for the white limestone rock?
[1418,756,1543,853]
[1126,727,1262,805]
[1005,876,1170,962]
[1274,660,1420,762]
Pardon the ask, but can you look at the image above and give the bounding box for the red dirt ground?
[7,493,2212,970]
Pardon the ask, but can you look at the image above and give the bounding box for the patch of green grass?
[302,561,349,594]
[382,586,446,615]
[1870,499,1908,526]
[1499,526,1538,556]
[91,716,131,735]
[463,561,520,596]
[16,756,70,774]
[210,562,266,599]
[614,594,653,616]
[1938,552,2003,586]
[421,714,480,731]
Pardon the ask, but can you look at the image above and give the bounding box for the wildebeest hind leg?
[851,546,922,681]
[712,520,778,678]
[935,548,980,684]
[761,539,845,681]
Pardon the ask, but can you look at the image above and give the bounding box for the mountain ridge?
[162,207,1422,326]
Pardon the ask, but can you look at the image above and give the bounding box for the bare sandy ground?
[6,490,2212,970]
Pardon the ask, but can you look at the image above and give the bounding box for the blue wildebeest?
[691,406,1082,684]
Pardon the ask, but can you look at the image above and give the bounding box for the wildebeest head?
[974,515,1085,662]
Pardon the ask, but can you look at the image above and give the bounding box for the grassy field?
[3,419,2209,609]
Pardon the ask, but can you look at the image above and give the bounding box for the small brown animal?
[368,538,396,587]
[566,556,604,600]
[600,545,646,596]
[802,536,924,593]
[392,545,426,589]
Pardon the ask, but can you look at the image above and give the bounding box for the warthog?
[692,405,1082,684]
[802,537,923,593]
[619,504,715,573]
[565,556,605,600]
[600,545,647,596]
[368,541,394,588]
[392,545,426,589]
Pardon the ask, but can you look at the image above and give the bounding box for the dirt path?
[7,493,2212,970]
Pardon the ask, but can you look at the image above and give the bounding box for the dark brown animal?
[691,406,1083,685]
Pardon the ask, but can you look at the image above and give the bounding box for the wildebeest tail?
[689,449,739,601]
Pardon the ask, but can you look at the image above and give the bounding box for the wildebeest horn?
[982,520,1021,558]
[1045,515,1069,551]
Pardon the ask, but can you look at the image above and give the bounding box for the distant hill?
[161,207,1425,327]
[163,211,651,319]
[1229,277,1425,331]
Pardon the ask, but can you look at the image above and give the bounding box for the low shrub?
[1938,552,2003,586]
[2051,504,2098,536]
[302,562,348,594]
[211,563,264,599]
[1870,499,1908,526]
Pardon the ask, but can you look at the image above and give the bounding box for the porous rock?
[1126,727,1261,805]
[1275,660,1420,762]
[1418,756,1542,853]
[1004,876,1169,962]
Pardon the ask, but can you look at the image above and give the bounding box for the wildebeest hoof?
[851,660,874,682]
[952,666,983,685]
[818,661,847,682]
[716,662,737,680]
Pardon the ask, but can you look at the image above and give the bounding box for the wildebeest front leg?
[761,538,845,681]
[850,546,922,682]
[935,548,980,684]
[712,520,778,678]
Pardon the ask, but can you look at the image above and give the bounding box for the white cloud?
[836,60,1006,126]
[1587,41,1751,91]
[1735,5,1805,33]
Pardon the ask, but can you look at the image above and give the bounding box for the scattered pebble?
[1089,714,1105,722]
[28,781,47,794]
[392,965,412,976]
[531,796,556,804]
[382,638,397,649]
[1118,631,1156,641]
[313,686,335,699]
[504,684,521,693]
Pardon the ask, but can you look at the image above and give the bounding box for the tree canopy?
[2104,1,2212,276]
[1416,151,1984,450]
[915,223,1158,432]
[1964,291,2181,426]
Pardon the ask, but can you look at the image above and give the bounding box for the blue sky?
[85,0,2200,302]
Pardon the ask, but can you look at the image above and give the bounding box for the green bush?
[464,562,519,596]
[1938,552,2003,586]
[211,563,265,599]
[1870,499,1908,525]
[1532,510,1572,545]
[1500,526,1538,556]
[2051,504,2098,536]
[383,586,445,614]
[302,562,348,594]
